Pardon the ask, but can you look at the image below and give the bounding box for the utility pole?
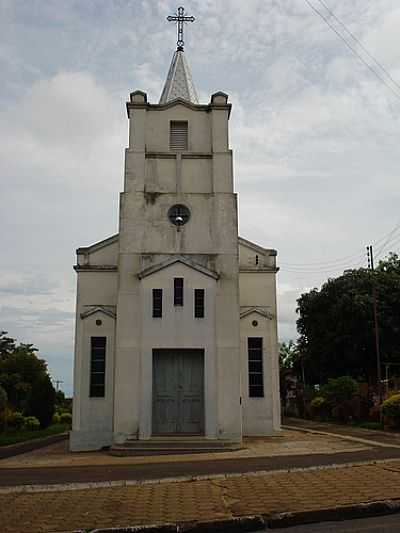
[367,245,382,403]
[53,379,64,392]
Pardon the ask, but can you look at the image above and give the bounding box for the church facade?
[71,44,280,452]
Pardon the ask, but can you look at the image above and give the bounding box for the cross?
[167,6,195,51]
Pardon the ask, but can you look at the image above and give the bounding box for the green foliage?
[0,332,48,412]
[52,412,61,424]
[381,394,400,421]
[59,412,72,426]
[23,416,40,431]
[26,374,56,428]
[7,411,25,430]
[0,424,66,447]
[296,254,400,384]
[0,385,7,411]
[280,340,300,370]
[310,396,327,409]
[320,376,358,404]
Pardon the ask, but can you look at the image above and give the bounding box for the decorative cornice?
[137,256,219,280]
[240,307,274,320]
[239,236,276,255]
[77,234,119,255]
[80,306,116,320]
[126,98,232,118]
[74,265,118,272]
[240,268,279,274]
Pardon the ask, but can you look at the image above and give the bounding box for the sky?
[1,0,400,396]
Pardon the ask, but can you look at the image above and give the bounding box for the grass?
[0,424,68,447]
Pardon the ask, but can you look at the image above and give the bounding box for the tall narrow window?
[90,337,106,398]
[152,289,163,318]
[170,121,188,151]
[248,337,264,398]
[174,278,184,306]
[194,289,205,318]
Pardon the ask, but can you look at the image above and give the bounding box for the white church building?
[71,12,280,452]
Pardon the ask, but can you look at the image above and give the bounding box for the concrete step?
[110,437,242,456]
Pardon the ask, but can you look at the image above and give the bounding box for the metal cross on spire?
[167,6,195,51]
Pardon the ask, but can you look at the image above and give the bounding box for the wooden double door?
[152,349,204,434]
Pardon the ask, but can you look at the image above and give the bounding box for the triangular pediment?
[239,236,276,256]
[80,306,116,320]
[137,256,219,280]
[240,307,274,320]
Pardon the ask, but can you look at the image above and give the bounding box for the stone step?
[123,439,238,449]
[110,437,242,456]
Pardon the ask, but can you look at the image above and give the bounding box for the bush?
[59,412,72,426]
[26,374,56,428]
[0,385,7,412]
[310,396,330,420]
[7,411,25,430]
[24,416,40,431]
[320,376,358,404]
[52,412,61,424]
[381,394,400,427]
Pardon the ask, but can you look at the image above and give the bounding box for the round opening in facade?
[168,204,191,226]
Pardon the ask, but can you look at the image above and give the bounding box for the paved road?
[2,420,400,487]
[2,445,400,486]
[263,513,400,531]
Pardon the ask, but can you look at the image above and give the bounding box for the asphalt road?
[2,445,400,486]
[263,513,400,531]
[2,420,400,487]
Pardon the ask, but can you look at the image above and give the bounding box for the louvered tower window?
[170,121,188,151]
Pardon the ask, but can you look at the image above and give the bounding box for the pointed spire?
[159,49,199,104]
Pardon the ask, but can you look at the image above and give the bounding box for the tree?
[0,335,48,411]
[0,385,7,412]
[296,254,400,385]
[26,374,56,428]
[279,341,299,370]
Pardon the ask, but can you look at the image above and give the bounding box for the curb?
[2,458,398,494]
[0,432,68,460]
[63,500,400,532]
[266,499,400,528]
[65,516,266,532]
[282,423,400,450]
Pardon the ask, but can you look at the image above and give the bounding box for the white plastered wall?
[239,270,281,435]
[139,262,218,439]
[70,269,118,451]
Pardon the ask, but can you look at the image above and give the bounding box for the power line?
[281,222,400,269]
[304,0,400,102]
[316,0,400,94]
[375,232,400,260]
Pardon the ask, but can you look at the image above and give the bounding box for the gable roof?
[137,256,219,281]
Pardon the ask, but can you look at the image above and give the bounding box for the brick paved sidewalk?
[2,461,400,532]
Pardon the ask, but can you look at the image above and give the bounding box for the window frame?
[90,336,106,398]
[152,288,163,318]
[248,337,264,398]
[174,277,184,306]
[170,120,188,151]
[194,288,205,318]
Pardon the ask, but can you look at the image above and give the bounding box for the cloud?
[2,0,400,395]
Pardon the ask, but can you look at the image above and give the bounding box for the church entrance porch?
[152,349,204,435]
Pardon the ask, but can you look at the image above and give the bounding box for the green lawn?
[0,424,68,447]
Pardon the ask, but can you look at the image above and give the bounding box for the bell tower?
[113,8,242,442]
